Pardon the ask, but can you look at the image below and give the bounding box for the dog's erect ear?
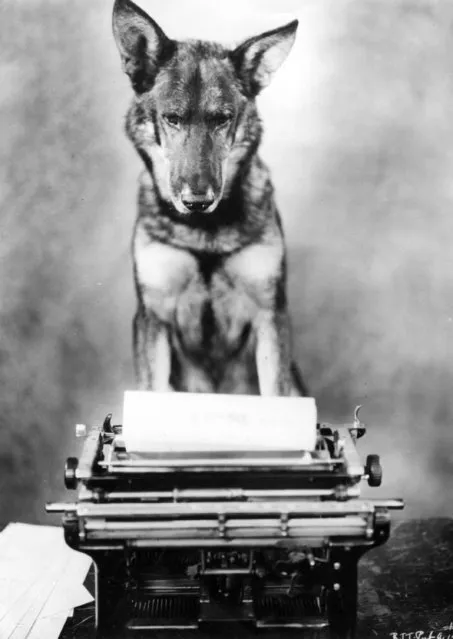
[112,0,174,93]
[230,20,298,96]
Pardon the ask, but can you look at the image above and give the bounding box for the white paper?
[0,523,93,639]
[122,391,317,453]
[25,614,69,639]
[41,583,92,618]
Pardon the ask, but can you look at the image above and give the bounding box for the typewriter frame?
[48,410,403,638]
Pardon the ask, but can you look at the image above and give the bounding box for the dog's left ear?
[112,0,174,93]
[231,20,298,97]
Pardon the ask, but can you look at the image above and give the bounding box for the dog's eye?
[209,113,232,129]
[163,114,182,128]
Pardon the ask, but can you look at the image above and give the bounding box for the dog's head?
[113,0,298,216]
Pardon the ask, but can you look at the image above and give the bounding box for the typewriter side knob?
[64,457,79,490]
[365,454,382,487]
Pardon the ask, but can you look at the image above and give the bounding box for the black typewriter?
[47,394,403,638]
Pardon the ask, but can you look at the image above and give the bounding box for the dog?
[112,0,307,396]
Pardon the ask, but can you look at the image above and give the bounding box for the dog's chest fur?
[135,236,282,363]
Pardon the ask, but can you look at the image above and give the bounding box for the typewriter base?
[91,547,364,639]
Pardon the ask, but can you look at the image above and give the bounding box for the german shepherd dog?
[112,0,307,396]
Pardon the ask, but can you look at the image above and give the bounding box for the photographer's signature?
[390,622,453,639]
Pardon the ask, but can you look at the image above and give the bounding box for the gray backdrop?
[1,0,452,525]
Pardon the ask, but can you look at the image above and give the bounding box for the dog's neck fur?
[137,152,280,255]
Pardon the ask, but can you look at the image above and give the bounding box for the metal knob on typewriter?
[365,454,383,487]
[64,457,79,490]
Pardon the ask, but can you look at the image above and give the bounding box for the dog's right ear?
[112,0,174,93]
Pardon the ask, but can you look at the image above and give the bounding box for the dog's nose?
[181,197,215,212]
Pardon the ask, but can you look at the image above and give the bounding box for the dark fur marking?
[190,63,202,114]
[130,37,177,94]
[275,250,287,311]
[228,48,262,98]
[192,251,222,285]
[231,101,246,145]
[133,101,147,126]
[274,212,287,312]
[291,362,309,396]
[169,344,182,390]
[188,40,227,60]
[151,107,161,146]
[231,322,252,358]
[201,300,216,351]
[275,210,284,235]
[275,275,287,311]
[137,148,155,181]
[234,130,262,177]
[129,34,152,94]
[248,48,268,97]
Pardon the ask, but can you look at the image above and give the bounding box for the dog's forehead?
[155,41,241,114]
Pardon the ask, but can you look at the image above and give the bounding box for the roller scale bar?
[74,498,399,518]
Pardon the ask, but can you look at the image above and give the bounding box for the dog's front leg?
[255,309,293,396]
[133,307,172,391]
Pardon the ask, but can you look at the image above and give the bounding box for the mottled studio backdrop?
[0,0,452,525]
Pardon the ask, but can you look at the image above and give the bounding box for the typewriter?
[47,392,403,638]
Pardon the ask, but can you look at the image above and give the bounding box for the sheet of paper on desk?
[122,391,318,453]
[0,523,93,639]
